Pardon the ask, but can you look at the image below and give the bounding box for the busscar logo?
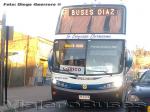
[82,84,87,89]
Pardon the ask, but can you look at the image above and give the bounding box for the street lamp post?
[0,13,6,106]
[0,13,13,105]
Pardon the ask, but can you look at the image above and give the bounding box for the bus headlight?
[113,77,123,88]
[52,79,57,84]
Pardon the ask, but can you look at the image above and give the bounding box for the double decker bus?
[48,4,132,104]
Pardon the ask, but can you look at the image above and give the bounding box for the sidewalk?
[0,85,52,112]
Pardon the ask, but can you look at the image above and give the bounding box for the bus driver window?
[68,56,74,66]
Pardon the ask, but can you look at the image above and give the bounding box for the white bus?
[48,4,132,104]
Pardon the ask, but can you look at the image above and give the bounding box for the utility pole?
[24,35,29,86]
[0,14,14,105]
[0,14,6,106]
[5,26,10,104]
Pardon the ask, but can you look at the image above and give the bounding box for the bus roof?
[61,4,126,9]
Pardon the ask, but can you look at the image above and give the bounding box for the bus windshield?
[53,39,125,75]
[56,5,126,34]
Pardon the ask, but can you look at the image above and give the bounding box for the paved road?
[0,82,130,112]
[0,85,51,111]
[7,85,51,103]
[22,101,126,112]
[24,107,125,112]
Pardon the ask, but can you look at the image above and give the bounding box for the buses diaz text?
[69,8,118,16]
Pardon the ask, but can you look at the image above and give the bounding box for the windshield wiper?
[87,70,112,76]
[59,69,79,77]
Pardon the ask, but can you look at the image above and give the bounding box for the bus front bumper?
[51,85,123,102]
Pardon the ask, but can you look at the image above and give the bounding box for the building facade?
[6,32,53,87]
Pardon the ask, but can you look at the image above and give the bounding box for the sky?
[0,0,150,50]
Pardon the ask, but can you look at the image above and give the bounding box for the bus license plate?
[147,106,150,112]
[79,95,90,100]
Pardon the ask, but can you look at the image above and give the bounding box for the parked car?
[137,69,149,79]
[125,70,150,112]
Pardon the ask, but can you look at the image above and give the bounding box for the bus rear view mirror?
[125,50,133,73]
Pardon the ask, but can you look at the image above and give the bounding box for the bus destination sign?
[69,8,119,16]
